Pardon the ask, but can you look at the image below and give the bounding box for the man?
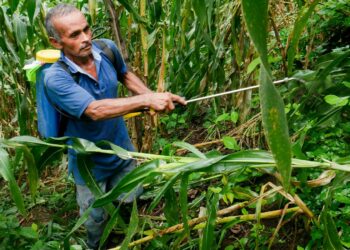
[44,4,185,249]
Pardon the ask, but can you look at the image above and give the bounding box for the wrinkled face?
[50,11,92,60]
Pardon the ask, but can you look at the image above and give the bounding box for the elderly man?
[44,3,185,249]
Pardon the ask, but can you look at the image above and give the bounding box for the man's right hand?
[144,92,186,112]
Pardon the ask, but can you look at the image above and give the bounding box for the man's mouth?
[81,44,91,51]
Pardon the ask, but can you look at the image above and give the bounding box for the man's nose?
[81,32,90,42]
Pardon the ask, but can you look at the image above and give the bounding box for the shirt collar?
[59,42,102,75]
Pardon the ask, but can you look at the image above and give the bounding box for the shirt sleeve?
[99,38,128,76]
[44,65,95,119]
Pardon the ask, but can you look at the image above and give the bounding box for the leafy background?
[0,0,350,249]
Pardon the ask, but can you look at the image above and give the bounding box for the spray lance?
[123,77,304,119]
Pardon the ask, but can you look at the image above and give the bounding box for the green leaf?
[8,0,20,13]
[7,136,67,148]
[247,57,261,74]
[0,6,16,43]
[259,67,291,190]
[97,140,131,159]
[215,113,230,124]
[100,208,119,247]
[65,206,93,239]
[343,81,350,88]
[94,160,159,208]
[317,50,350,81]
[164,187,179,226]
[117,0,149,26]
[180,174,190,236]
[241,0,269,70]
[192,0,208,29]
[324,95,349,107]
[173,141,207,159]
[77,154,103,197]
[148,172,181,211]
[287,0,321,74]
[120,200,139,250]
[13,14,27,48]
[37,147,64,172]
[321,210,344,250]
[21,146,39,198]
[222,136,240,150]
[201,193,219,250]
[19,226,38,239]
[27,0,41,24]
[0,148,26,215]
[230,111,239,123]
[76,154,115,215]
[158,156,226,174]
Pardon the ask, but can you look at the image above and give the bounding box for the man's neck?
[65,54,94,68]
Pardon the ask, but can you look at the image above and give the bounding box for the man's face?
[50,11,92,60]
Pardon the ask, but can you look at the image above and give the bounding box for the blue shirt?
[44,39,135,185]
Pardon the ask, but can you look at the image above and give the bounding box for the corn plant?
[1,135,349,248]
[1,0,349,249]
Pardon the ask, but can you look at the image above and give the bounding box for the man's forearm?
[122,71,153,95]
[84,95,149,121]
[84,92,186,121]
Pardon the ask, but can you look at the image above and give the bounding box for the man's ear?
[49,37,63,50]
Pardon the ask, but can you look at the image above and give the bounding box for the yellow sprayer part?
[123,112,142,120]
[36,49,61,63]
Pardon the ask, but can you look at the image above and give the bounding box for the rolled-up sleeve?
[44,67,95,119]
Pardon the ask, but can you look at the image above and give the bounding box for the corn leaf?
[164,187,180,226]
[321,210,344,250]
[180,173,190,236]
[158,156,226,174]
[13,14,27,48]
[7,136,67,148]
[8,0,20,13]
[94,160,160,208]
[76,154,103,197]
[242,0,291,190]
[287,0,320,75]
[100,206,120,247]
[116,0,149,26]
[201,192,219,250]
[120,200,139,250]
[76,154,115,215]
[173,141,207,159]
[65,206,93,240]
[192,0,208,29]
[37,147,64,172]
[148,172,181,211]
[27,0,41,24]
[259,67,291,189]
[241,0,269,70]
[0,148,26,215]
[21,146,39,198]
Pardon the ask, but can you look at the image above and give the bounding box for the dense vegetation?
[0,0,349,249]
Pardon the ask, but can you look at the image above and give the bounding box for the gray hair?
[45,4,79,41]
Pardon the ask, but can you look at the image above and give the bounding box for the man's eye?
[70,32,79,38]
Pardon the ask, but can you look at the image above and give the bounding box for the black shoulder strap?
[94,39,116,66]
[57,61,80,83]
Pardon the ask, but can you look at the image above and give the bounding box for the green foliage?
[0,0,349,249]
[242,0,291,190]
